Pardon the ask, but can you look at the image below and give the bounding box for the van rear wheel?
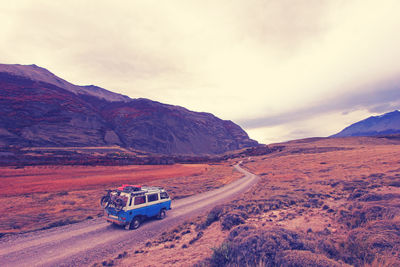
[157,209,166,220]
[129,217,141,230]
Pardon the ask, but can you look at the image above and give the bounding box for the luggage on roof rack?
[118,184,142,193]
[130,191,145,196]
[141,186,163,191]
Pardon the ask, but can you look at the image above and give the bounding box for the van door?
[146,193,160,216]
[131,195,147,218]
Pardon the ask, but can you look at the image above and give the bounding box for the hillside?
[332,110,400,137]
[0,64,257,155]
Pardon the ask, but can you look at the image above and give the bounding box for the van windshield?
[160,192,169,199]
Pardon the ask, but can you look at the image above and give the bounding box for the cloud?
[239,77,400,129]
[1,0,400,143]
[246,109,375,145]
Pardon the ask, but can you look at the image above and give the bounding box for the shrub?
[101,260,114,266]
[208,226,307,266]
[358,193,400,202]
[318,238,342,259]
[209,242,232,267]
[116,251,127,259]
[276,250,348,267]
[388,181,400,187]
[206,205,226,225]
[189,231,204,245]
[45,218,79,229]
[221,210,247,230]
[344,219,400,265]
[338,205,397,229]
[359,193,383,202]
[198,204,228,230]
[366,254,400,267]
[227,224,255,239]
[348,189,367,200]
[56,191,69,196]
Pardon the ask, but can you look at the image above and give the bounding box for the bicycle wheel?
[100,196,110,208]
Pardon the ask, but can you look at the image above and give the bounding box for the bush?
[388,181,400,187]
[56,191,69,196]
[339,205,397,229]
[348,189,368,200]
[197,204,228,230]
[276,250,348,267]
[206,205,226,225]
[101,260,114,266]
[359,193,383,202]
[189,231,204,245]
[221,210,248,230]
[344,219,400,265]
[228,224,255,239]
[359,193,400,202]
[44,218,79,229]
[207,226,307,266]
[318,237,344,260]
[209,242,232,267]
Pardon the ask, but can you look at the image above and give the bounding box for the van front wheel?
[157,209,166,220]
[129,217,141,230]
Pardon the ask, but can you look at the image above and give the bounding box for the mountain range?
[332,110,400,137]
[0,64,257,155]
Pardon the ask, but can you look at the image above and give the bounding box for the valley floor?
[0,163,241,235]
[108,137,400,266]
[2,136,400,266]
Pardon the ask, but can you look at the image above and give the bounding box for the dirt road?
[0,164,259,267]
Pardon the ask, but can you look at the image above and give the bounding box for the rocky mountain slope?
[332,110,400,137]
[0,64,257,155]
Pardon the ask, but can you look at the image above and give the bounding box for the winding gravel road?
[0,164,259,267]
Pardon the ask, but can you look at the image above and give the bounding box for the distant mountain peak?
[332,110,400,137]
[376,110,399,118]
[0,63,130,102]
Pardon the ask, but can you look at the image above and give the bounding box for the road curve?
[0,164,259,267]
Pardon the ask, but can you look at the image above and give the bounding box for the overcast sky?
[1,0,400,144]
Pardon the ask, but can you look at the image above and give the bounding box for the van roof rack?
[113,185,165,196]
[141,186,164,191]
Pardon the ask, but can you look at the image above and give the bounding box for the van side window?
[129,196,133,206]
[160,192,169,199]
[147,194,158,202]
[134,196,146,205]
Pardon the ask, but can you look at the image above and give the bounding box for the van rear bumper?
[105,217,127,225]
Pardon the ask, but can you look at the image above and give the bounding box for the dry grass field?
[3,136,400,266]
[0,163,241,235]
[110,136,400,267]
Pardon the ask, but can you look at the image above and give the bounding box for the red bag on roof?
[117,184,142,192]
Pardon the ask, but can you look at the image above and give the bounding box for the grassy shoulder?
[96,218,228,267]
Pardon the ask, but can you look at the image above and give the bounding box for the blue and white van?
[101,185,171,230]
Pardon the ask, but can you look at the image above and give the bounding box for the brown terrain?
[2,135,400,266]
[105,136,400,267]
[0,163,241,235]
